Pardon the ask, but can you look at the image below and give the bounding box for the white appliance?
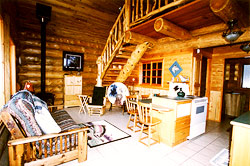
[187,96,208,139]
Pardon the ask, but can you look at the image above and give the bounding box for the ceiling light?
[222,19,244,43]
[240,42,250,53]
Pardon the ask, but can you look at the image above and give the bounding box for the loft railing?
[100,6,126,79]
[126,0,192,27]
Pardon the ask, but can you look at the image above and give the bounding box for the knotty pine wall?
[138,48,194,91]
[208,45,249,122]
[16,31,104,105]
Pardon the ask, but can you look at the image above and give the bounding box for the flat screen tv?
[63,51,84,71]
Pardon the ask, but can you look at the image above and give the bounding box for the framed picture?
[169,61,182,77]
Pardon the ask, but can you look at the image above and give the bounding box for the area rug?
[80,120,131,148]
[210,148,229,166]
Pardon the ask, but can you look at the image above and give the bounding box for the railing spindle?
[146,0,149,14]
[140,0,143,18]
[136,0,139,19]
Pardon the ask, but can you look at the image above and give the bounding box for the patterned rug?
[80,120,131,148]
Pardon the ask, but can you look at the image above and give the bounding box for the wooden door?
[192,52,202,96]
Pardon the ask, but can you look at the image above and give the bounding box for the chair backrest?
[125,95,138,113]
[92,86,106,105]
[137,102,153,124]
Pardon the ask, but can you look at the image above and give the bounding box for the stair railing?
[100,5,126,79]
[127,0,192,27]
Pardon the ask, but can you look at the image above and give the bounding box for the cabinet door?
[65,76,75,85]
[74,76,82,85]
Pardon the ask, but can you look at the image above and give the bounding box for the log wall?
[16,31,104,105]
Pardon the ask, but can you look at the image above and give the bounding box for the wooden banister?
[100,6,126,79]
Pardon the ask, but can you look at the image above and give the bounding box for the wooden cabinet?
[230,112,250,166]
[64,75,82,107]
[152,96,192,147]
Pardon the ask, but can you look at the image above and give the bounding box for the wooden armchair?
[0,106,88,166]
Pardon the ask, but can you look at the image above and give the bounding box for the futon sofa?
[0,90,88,166]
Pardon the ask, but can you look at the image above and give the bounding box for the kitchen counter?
[149,96,192,147]
[229,111,250,166]
[230,111,250,128]
[155,95,193,101]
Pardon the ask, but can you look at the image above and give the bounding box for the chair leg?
[139,124,144,143]
[127,114,132,129]
[148,126,152,147]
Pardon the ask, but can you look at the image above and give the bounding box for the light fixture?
[240,42,250,53]
[222,19,244,43]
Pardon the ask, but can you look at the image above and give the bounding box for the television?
[63,51,84,71]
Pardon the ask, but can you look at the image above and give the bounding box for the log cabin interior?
[0,0,250,165]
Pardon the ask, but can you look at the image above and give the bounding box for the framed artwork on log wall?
[169,61,182,78]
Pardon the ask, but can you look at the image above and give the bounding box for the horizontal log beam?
[150,27,250,54]
[125,31,157,46]
[210,0,249,27]
[154,18,192,40]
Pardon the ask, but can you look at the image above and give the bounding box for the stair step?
[116,54,130,59]
[105,73,119,77]
[112,61,126,65]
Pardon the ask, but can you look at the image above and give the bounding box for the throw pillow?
[35,106,61,134]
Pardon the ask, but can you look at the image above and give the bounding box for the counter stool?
[137,102,161,147]
[125,95,141,132]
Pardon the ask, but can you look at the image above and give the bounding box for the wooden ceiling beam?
[150,27,250,54]
[154,18,192,40]
[210,0,249,27]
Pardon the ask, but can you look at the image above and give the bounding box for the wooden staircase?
[99,0,194,86]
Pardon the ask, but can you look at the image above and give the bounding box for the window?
[142,61,162,85]
[242,65,250,88]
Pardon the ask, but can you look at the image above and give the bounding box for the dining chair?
[125,95,141,132]
[137,102,161,147]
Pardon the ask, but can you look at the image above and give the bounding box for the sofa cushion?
[8,98,42,136]
[51,109,79,132]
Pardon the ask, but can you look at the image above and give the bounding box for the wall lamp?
[240,42,250,53]
[222,19,244,43]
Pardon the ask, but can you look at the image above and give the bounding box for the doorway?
[200,57,207,97]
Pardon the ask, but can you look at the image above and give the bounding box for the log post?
[124,0,131,31]
[210,0,249,27]
[154,18,192,40]
[116,42,150,82]
[125,31,157,46]
[78,130,87,162]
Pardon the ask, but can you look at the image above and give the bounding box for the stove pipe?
[36,3,51,94]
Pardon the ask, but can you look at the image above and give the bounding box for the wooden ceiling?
[130,0,250,39]
[15,0,125,43]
